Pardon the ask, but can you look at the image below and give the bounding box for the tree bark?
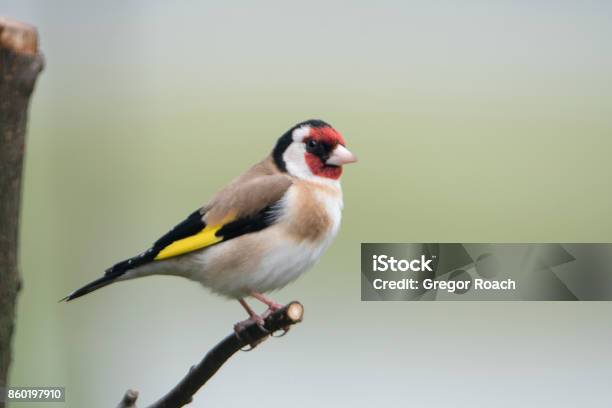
[0,16,44,400]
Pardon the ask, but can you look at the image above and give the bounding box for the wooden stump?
[0,17,44,399]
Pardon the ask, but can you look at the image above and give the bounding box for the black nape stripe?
[272,119,332,172]
[272,131,292,172]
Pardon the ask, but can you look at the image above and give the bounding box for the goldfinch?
[63,119,357,329]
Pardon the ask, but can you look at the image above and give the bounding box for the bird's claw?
[234,298,289,350]
[234,315,268,350]
[261,303,283,320]
[259,303,289,337]
[271,326,290,337]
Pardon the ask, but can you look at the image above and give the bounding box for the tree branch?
[0,16,43,401]
[117,301,304,408]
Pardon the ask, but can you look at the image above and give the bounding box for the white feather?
[291,125,310,142]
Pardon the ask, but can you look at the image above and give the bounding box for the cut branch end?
[117,389,139,408]
[0,17,38,55]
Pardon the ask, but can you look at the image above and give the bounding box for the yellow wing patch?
[154,224,225,260]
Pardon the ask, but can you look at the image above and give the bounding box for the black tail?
[62,248,157,302]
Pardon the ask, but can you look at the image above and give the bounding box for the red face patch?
[305,153,343,179]
[304,126,345,179]
[308,126,346,146]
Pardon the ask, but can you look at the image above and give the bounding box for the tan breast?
[285,180,342,242]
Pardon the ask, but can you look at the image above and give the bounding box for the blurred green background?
[4,1,612,407]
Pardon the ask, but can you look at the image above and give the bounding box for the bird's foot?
[236,295,289,346]
[271,326,290,337]
[234,315,268,350]
[261,302,284,319]
[261,303,291,337]
[251,292,283,319]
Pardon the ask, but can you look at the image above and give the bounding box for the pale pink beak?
[326,145,358,166]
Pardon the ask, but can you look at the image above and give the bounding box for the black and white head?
[273,119,357,182]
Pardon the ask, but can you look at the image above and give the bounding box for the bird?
[63,119,357,334]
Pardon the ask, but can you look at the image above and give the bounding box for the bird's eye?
[307,139,318,148]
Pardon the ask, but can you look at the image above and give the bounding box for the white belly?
[213,236,327,296]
